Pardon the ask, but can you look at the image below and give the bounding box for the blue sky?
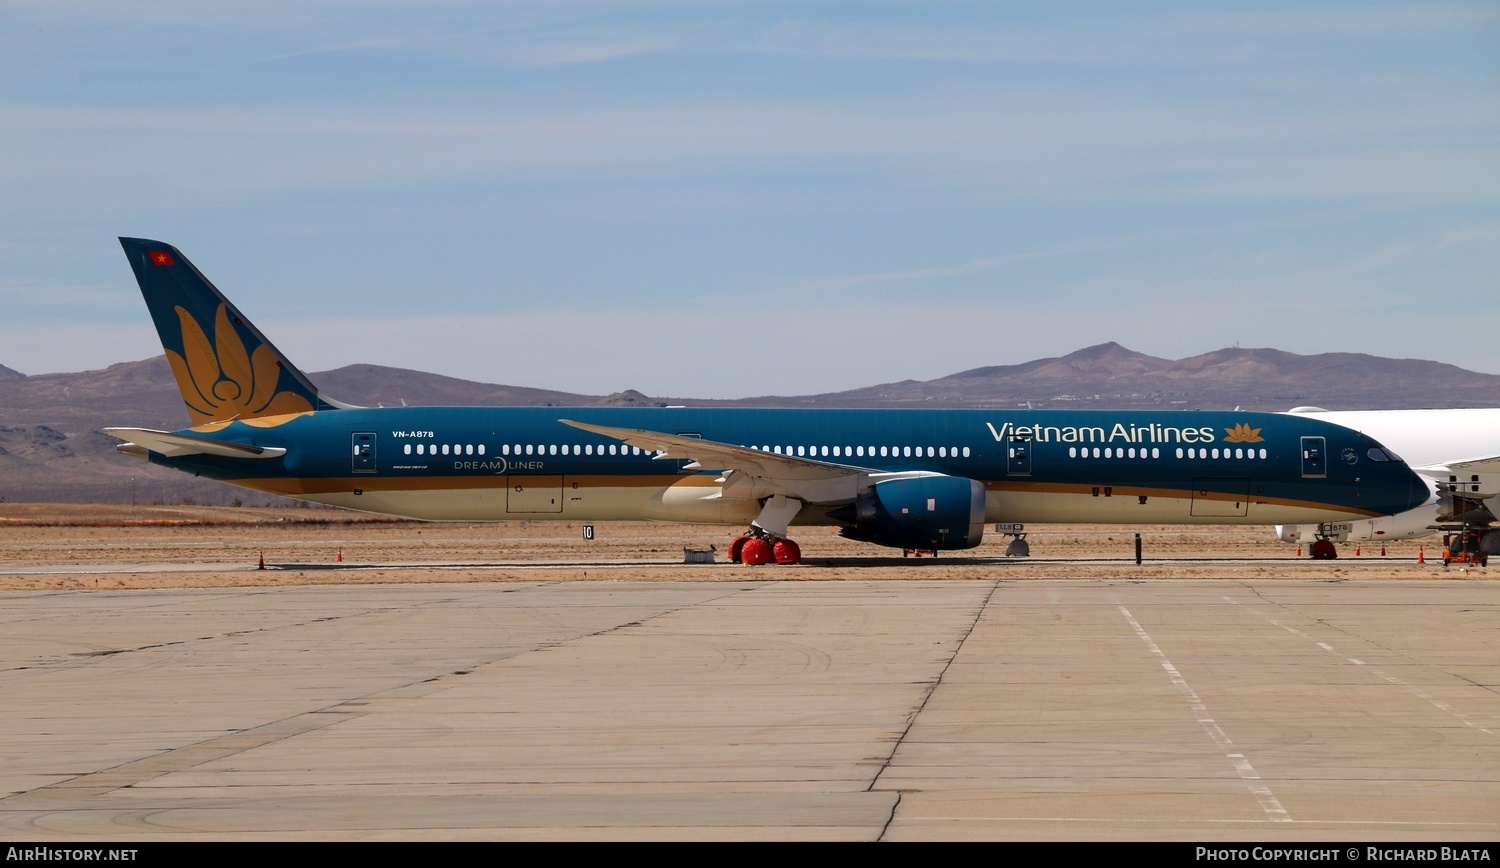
[2,1,1497,397]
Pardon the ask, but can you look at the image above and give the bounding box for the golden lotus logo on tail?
[167,303,314,426]
[1224,423,1264,443]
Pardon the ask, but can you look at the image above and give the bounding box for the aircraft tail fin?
[118,238,350,426]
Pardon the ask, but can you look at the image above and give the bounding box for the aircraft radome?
[107,238,1431,564]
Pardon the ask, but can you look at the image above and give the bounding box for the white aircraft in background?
[1275,407,1500,554]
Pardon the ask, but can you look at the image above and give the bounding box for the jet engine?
[833,475,986,550]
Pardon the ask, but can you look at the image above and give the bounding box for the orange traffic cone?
[257,552,265,570]
[1296,544,1302,557]
[1381,544,1387,556]
[1417,545,1425,564]
[1355,545,1361,557]
[337,548,343,563]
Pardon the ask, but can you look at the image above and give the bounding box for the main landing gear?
[728,494,805,566]
[728,532,802,565]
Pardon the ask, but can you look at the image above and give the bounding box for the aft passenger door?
[352,432,376,473]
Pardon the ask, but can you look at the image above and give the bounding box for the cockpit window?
[1366,447,1402,462]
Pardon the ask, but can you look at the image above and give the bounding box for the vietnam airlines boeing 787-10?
[107,238,1431,564]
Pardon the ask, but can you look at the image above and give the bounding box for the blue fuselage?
[146,406,1429,528]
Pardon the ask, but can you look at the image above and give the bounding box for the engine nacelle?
[836,475,986,550]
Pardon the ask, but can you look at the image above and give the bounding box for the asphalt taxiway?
[1,577,1496,840]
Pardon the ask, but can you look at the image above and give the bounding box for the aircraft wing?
[104,428,288,460]
[1413,453,1500,522]
[560,419,878,504]
[1417,454,1500,477]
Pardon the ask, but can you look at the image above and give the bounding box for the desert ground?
[0,503,1478,590]
[5,504,1496,840]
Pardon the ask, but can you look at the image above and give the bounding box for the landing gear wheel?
[740,537,773,565]
[1309,538,1338,560]
[773,539,802,565]
[728,535,751,564]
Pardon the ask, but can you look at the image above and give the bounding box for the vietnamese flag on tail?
[149,250,175,266]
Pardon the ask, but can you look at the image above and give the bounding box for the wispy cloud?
[3,1,1497,387]
[0,277,130,307]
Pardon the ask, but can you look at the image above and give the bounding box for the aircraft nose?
[1348,435,1430,516]
[1390,454,1433,514]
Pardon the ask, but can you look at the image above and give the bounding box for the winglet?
[118,238,352,426]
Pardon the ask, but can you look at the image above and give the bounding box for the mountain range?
[4,344,1499,504]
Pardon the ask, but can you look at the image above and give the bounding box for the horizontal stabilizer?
[104,427,287,460]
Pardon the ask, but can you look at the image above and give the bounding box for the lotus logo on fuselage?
[1223,423,1265,443]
